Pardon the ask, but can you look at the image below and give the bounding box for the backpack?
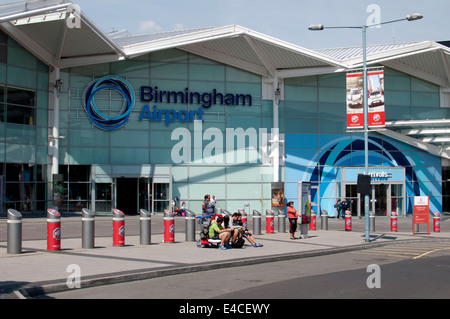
[231,237,245,248]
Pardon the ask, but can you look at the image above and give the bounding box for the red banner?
[413,196,430,235]
[346,70,385,129]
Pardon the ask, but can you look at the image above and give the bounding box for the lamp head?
[308,24,324,31]
[406,13,423,21]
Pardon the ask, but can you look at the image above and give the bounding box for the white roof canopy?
[1,0,449,87]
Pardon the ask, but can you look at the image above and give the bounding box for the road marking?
[412,247,450,260]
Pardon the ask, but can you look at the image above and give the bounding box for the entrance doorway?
[346,183,402,216]
[359,184,388,216]
[116,178,138,215]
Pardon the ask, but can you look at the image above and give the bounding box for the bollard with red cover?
[112,208,125,246]
[390,211,398,232]
[344,210,352,231]
[309,210,316,230]
[47,208,61,251]
[433,212,440,232]
[265,209,274,234]
[164,209,175,243]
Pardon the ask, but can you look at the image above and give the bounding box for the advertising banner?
[346,70,385,129]
[297,181,311,224]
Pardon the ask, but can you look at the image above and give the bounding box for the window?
[6,87,36,125]
[0,85,4,122]
[0,30,6,64]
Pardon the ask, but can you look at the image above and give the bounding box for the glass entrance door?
[359,184,388,216]
[373,184,387,216]
[345,184,359,216]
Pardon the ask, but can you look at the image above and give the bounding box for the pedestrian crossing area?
[351,241,450,259]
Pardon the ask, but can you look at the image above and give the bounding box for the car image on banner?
[346,70,385,129]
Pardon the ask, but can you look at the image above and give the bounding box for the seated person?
[209,216,232,250]
[231,213,263,247]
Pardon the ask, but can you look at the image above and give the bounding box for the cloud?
[137,20,163,33]
[173,23,184,30]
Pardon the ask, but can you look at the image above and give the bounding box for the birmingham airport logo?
[83,76,135,130]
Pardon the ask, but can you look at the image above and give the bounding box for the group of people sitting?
[209,212,263,250]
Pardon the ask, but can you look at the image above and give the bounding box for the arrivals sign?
[346,70,385,129]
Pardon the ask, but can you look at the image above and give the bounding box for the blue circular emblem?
[83,75,135,130]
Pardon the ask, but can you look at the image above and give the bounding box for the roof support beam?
[243,35,275,77]
[378,129,450,160]
[0,21,57,67]
[276,66,345,78]
[382,59,449,88]
[59,54,125,69]
[179,44,272,77]
[440,51,450,87]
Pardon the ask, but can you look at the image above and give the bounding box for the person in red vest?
[287,201,299,240]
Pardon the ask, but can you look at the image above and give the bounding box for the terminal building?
[1,0,449,217]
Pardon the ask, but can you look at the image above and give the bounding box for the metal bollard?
[321,210,328,230]
[277,209,286,233]
[112,208,125,246]
[265,209,275,234]
[222,210,232,217]
[7,209,22,254]
[47,208,61,251]
[369,211,376,232]
[82,208,95,249]
[140,209,151,245]
[185,209,196,242]
[253,209,261,235]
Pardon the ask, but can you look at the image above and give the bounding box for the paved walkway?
[0,214,449,298]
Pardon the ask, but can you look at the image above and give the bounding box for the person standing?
[202,194,215,218]
[287,201,299,240]
[340,198,350,218]
[335,199,342,219]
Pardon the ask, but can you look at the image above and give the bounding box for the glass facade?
[0,30,49,214]
[283,70,444,216]
[56,49,273,214]
[0,27,448,216]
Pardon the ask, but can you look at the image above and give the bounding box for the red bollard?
[309,210,316,230]
[265,209,274,234]
[390,212,398,232]
[113,208,125,246]
[164,209,175,243]
[345,210,352,231]
[47,208,61,251]
[433,213,440,232]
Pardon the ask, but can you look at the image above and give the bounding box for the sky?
[0,0,449,49]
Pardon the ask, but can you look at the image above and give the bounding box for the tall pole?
[308,13,423,244]
[362,25,370,243]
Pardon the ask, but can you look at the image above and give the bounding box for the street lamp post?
[309,13,423,243]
